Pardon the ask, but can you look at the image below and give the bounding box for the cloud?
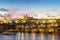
[0,8,9,11]
[51,9,57,12]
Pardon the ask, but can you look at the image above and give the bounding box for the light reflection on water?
[0,32,60,40]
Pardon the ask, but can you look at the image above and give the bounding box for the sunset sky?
[0,0,60,16]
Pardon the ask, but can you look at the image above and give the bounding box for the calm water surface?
[0,32,60,40]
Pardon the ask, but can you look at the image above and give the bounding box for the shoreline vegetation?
[0,15,60,35]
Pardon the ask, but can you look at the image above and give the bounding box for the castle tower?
[23,14,28,23]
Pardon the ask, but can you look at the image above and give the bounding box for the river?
[0,32,60,40]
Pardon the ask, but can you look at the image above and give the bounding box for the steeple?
[23,14,28,23]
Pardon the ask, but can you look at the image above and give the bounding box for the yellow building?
[3,18,9,24]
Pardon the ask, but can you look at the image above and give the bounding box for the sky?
[0,0,60,16]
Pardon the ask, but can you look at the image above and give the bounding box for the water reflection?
[40,33,45,40]
[0,33,60,40]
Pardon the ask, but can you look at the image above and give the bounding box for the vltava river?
[0,32,60,40]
